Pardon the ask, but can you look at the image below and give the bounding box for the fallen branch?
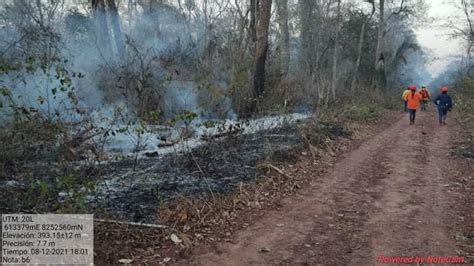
[268,164,285,175]
[158,141,178,148]
[200,128,244,141]
[268,164,293,179]
[94,218,168,229]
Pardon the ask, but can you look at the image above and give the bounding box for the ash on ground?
[0,116,351,224]
[93,125,306,223]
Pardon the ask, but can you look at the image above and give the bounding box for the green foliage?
[343,101,383,122]
[0,41,98,215]
[55,174,95,213]
[228,65,254,117]
[196,82,231,119]
[3,172,95,214]
[201,120,218,128]
[0,86,12,97]
[38,179,51,200]
[177,110,198,126]
[145,110,161,123]
[153,186,165,207]
[0,63,21,74]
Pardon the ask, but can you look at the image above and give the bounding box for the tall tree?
[299,0,315,76]
[351,1,375,95]
[253,0,272,112]
[92,0,112,58]
[249,0,259,55]
[106,0,126,57]
[373,0,385,90]
[276,0,290,77]
[331,0,341,100]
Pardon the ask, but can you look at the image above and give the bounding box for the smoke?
[0,1,260,154]
[162,81,199,118]
[385,17,433,89]
[429,58,468,91]
[0,2,198,112]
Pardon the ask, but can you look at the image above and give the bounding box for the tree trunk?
[107,0,126,58]
[331,0,341,101]
[249,0,258,41]
[350,21,366,96]
[276,0,290,77]
[299,0,315,76]
[351,1,375,95]
[252,0,272,112]
[92,0,112,58]
[373,0,385,90]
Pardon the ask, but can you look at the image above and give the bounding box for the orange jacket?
[406,92,422,110]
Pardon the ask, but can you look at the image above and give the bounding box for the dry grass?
[453,79,474,158]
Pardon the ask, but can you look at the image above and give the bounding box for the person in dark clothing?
[435,87,453,126]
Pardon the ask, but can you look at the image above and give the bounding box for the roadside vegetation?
[454,78,474,158]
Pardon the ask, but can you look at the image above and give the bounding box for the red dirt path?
[179,109,471,265]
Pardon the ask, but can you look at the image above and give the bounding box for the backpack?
[420,90,428,98]
[402,90,409,100]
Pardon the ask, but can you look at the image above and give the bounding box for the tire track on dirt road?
[356,110,459,265]
[180,109,465,266]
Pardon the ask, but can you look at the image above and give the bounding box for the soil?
[177,109,473,265]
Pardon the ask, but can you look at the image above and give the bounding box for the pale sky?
[414,0,467,76]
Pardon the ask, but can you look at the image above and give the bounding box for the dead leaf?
[258,247,271,253]
[170,233,182,244]
[163,257,171,263]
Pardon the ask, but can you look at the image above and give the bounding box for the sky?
[414,0,468,77]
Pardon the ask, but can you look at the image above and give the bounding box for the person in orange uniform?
[406,85,422,125]
[419,85,431,111]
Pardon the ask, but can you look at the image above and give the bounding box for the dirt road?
[182,109,470,265]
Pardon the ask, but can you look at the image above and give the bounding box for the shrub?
[340,100,383,122]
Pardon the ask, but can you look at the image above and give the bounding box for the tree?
[446,0,473,72]
[276,0,290,77]
[299,0,316,76]
[92,0,112,58]
[373,0,385,90]
[253,0,272,112]
[351,0,375,95]
[106,0,126,57]
[331,0,341,100]
[249,0,258,43]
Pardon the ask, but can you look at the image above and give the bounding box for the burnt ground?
[93,126,303,222]
[90,121,351,223]
[0,116,349,224]
[175,109,473,265]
